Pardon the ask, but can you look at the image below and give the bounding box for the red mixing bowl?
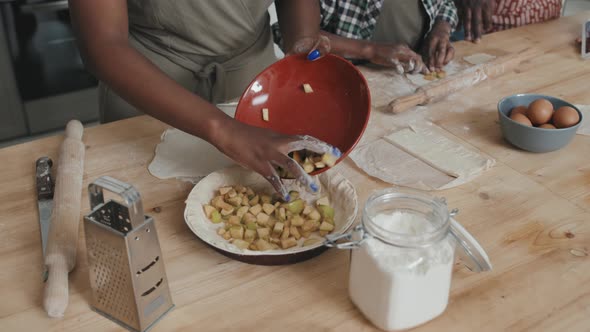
[234,54,371,175]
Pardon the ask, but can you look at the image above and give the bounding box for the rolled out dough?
[148,102,238,182]
[385,124,495,179]
[350,123,495,190]
[148,129,234,182]
[349,139,456,191]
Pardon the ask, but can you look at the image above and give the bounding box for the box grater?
[84,176,174,332]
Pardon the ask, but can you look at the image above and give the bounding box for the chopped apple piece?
[281,226,290,240]
[217,228,226,236]
[302,219,320,232]
[290,226,302,240]
[210,210,222,223]
[236,206,249,219]
[244,229,257,243]
[319,221,335,232]
[219,186,233,195]
[322,153,337,167]
[286,199,304,215]
[281,237,298,249]
[314,162,326,169]
[249,195,260,206]
[220,208,234,216]
[318,205,335,222]
[246,221,258,230]
[246,187,255,197]
[262,203,275,215]
[303,162,314,173]
[308,209,321,221]
[303,83,314,93]
[249,204,262,216]
[227,215,241,226]
[203,205,216,218]
[278,207,287,221]
[226,189,237,198]
[316,196,330,206]
[255,239,273,251]
[233,239,250,249]
[226,196,242,207]
[290,215,305,227]
[257,227,270,240]
[273,222,285,235]
[230,226,244,240]
[262,108,269,122]
[261,195,272,204]
[256,212,269,226]
[212,196,233,210]
[243,212,256,224]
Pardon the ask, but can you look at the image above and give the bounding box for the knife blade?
[36,157,54,281]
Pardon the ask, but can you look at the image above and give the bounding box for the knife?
[36,156,54,281]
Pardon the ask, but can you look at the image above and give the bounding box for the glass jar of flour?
[326,188,492,331]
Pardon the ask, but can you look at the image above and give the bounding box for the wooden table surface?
[1,12,590,332]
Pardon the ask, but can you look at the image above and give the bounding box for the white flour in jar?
[349,211,455,331]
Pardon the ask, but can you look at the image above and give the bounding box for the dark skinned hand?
[422,21,455,72]
[286,35,331,59]
[455,0,494,43]
[212,120,340,201]
[369,43,428,74]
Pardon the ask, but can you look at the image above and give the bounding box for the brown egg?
[552,106,580,128]
[510,113,532,126]
[510,106,528,117]
[526,99,554,126]
[539,123,556,129]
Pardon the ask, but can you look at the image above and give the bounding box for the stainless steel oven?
[0,0,98,141]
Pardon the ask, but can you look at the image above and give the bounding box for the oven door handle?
[20,1,68,13]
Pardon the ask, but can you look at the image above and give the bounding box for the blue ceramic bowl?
[498,94,583,153]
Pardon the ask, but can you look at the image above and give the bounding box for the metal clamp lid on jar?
[324,188,493,273]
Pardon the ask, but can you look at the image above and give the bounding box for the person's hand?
[422,21,455,72]
[286,35,331,60]
[213,120,341,201]
[456,0,494,43]
[367,43,427,74]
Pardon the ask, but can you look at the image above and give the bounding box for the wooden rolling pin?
[43,120,85,318]
[388,48,541,114]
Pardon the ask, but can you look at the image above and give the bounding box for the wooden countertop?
[1,12,589,332]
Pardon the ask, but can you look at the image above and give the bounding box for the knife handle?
[36,157,54,200]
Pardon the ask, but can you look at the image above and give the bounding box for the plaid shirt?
[273,0,458,46]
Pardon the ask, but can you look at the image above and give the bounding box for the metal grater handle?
[88,176,145,229]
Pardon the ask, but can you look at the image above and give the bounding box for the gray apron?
[371,0,428,51]
[100,0,276,123]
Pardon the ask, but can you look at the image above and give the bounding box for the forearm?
[275,0,321,52]
[319,31,374,60]
[82,41,228,143]
[435,0,459,32]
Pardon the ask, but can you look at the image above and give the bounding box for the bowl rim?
[497,93,583,131]
[234,53,372,176]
